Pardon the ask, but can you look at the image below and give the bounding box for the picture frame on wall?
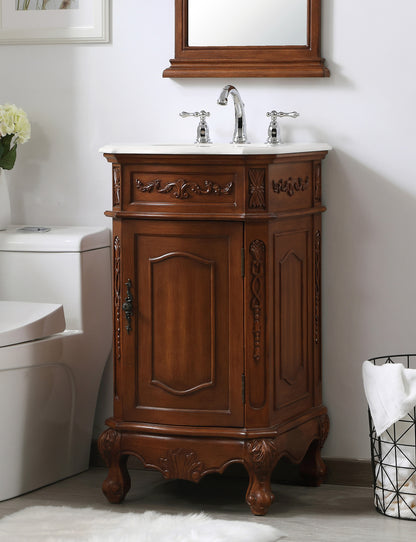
[0,0,109,44]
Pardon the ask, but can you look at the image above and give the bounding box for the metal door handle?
[122,279,133,333]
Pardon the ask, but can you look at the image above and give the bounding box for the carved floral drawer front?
[123,166,244,215]
[268,162,314,212]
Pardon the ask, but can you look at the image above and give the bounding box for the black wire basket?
[368,354,416,519]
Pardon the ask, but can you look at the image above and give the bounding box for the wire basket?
[368,354,416,519]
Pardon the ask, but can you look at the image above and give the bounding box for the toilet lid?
[0,301,66,347]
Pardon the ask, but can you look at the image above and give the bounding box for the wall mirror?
[163,0,329,78]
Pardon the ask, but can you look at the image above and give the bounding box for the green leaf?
[0,134,11,159]
[0,143,17,170]
[0,134,13,150]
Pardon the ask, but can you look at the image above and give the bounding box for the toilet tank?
[0,226,111,332]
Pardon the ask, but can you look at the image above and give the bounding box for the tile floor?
[0,468,414,541]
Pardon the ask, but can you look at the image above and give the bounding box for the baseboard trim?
[90,441,372,488]
[272,456,372,487]
[324,458,372,487]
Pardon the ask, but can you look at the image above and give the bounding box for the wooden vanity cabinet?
[98,150,330,515]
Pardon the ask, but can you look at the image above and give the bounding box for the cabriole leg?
[98,428,131,504]
[244,438,278,515]
[300,439,326,486]
[300,414,329,486]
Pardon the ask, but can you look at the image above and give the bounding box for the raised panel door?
[272,219,314,421]
[120,219,244,427]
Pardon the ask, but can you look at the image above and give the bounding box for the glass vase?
[0,169,11,231]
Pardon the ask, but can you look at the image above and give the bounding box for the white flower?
[0,103,31,170]
[0,104,31,144]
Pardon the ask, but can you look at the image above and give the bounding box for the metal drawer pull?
[122,279,133,333]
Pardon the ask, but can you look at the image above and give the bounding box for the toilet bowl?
[0,225,111,501]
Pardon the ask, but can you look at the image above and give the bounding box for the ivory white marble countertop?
[100,142,332,155]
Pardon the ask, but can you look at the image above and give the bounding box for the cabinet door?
[120,220,244,427]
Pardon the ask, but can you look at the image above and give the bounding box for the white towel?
[375,485,416,519]
[373,429,416,518]
[362,360,416,436]
[375,439,416,488]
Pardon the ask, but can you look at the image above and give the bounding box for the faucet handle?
[180,110,212,144]
[266,110,300,144]
[267,110,300,119]
[180,110,210,119]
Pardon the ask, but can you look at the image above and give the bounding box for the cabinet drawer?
[122,164,245,216]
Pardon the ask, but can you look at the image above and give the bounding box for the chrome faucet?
[180,110,212,144]
[217,84,248,144]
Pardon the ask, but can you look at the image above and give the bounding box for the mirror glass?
[188,0,308,47]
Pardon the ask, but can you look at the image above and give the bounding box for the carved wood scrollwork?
[248,168,266,209]
[249,240,265,364]
[113,236,121,397]
[112,165,121,207]
[159,448,205,482]
[314,229,321,345]
[245,438,278,469]
[135,178,233,199]
[98,428,121,467]
[272,176,309,196]
[313,161,321,203]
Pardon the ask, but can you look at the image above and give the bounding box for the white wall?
[1,0,416,461]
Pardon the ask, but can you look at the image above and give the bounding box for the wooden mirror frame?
[163,0,329,78]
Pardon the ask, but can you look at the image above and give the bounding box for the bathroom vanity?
[98,143,330,515]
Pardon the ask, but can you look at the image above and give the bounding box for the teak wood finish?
[99,150,330,515]
[163,0,330,78]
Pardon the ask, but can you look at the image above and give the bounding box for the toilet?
[0,225,112,501]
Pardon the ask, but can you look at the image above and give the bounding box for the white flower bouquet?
[0,104,31,170]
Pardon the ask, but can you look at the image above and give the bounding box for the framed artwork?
[0,0,109,44]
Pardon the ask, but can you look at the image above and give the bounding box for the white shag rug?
[0,506,285,542]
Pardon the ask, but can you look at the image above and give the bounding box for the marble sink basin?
[100,142,332,155]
